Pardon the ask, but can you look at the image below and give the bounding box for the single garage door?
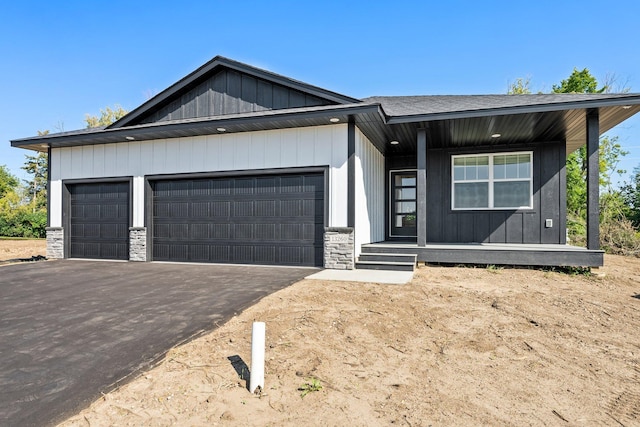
[68,182,130,260]
[151,172,324,266]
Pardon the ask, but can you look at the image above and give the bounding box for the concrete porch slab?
[306,269,414,285]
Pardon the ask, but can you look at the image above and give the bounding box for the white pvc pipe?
[249,322,265,393]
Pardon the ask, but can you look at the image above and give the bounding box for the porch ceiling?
[358,104,640,156]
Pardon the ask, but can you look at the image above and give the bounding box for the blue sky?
[2,0,640,184]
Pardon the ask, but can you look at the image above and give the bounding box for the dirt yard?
[0,238,45,262]
[39,253,637,426]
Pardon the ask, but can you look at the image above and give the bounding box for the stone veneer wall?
[45,227,64,259]
[129,227,147,262]
[323,227,354,270]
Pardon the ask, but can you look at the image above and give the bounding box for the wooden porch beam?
[586,109,600,250]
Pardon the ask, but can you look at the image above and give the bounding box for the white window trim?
[451,151,533,210]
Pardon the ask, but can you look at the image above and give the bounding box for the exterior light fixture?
[329,118,340,123]
[491,133,501,138]
[40,144,48,148]
[623,106,632,109]
[390,140,400,145]
[217,127,227,132]
[125,136,135,141]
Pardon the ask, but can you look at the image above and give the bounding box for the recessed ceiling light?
[390,140,400,145]
[329,118,340,123]
[125,136,135,141]
[491,133,501,138]
[217,127,226,132]
[623,105,632,109]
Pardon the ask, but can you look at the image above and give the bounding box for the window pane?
[454,182,488,208]
[477,164,489,180]
[494,153,531,179]
[493,156,505,179]
[395,175,416,186]
[494,181,530,208]
[395,214,416,227]
[453,166,465,181]
[395,201,416,214]
[395,188,416,200]
[454,156,489,181]
[505,155,519,179]
[518,154,531,178]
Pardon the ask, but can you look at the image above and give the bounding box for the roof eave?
[11,104,384,150]
[385,96,640,124]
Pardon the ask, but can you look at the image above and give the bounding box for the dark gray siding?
[138,69,333,124]
[425,142,566,244]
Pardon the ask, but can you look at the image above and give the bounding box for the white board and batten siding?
[49,125,349,229]
[354,128,385,256]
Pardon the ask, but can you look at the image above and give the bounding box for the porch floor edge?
[361,242,604,267]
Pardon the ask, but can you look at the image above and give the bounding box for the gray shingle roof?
[362,93,640,117]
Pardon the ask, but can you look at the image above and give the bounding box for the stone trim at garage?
[129,227,147,262]
[324,227,354,270]
[46,227,64,259]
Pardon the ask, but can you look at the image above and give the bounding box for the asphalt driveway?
[0,260,313,427]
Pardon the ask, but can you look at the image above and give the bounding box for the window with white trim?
[452,152,533,210]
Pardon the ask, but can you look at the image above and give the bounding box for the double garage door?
[68,172,324,266]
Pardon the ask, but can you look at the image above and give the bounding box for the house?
[11,56,640,269]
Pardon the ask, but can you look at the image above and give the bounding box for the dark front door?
[68,182,130,260]
[151,172,325,266]
[390,170,417,237]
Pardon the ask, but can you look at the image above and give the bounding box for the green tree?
[507,77,532,94]
[0,165,19,199]
[622,166,640,227]
[509,68,635,250]
[0,106,127,238]
[22,152,48,210]
[85,104,128,128]
[552,68,607,94]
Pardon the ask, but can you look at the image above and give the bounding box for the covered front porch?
[361,242,604,267]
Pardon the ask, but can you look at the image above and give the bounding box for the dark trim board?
[361,243,604,267]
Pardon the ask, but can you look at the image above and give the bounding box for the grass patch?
[0,236,45,241]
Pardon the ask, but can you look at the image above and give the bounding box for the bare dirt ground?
[0,239,45,261]
[48,254,640,426]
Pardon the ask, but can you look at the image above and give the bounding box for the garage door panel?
[211,201,230,216]
[68,182,129,260]
[255,200,276,216]
[255,223,276,240]
[171,203,189,217]
[192,202,209,217]
[256,177,277,193]
[190,244,210,261]
[234,201,254,216]
[211,224,231,239]
[233,245,253,261]
[234,178,255,195]
[151,172,324,266]
[169,245,189,261]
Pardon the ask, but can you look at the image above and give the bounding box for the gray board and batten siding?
[134,69,335,125]
[425,141,566,245]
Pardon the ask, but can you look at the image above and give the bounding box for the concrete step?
[357,253,417,264]
[355,260,416,272]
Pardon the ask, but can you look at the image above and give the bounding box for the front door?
[390,170,417,237]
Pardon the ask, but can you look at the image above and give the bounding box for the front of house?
[11,57,640,268]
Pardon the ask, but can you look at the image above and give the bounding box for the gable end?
[135,68,335,125]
